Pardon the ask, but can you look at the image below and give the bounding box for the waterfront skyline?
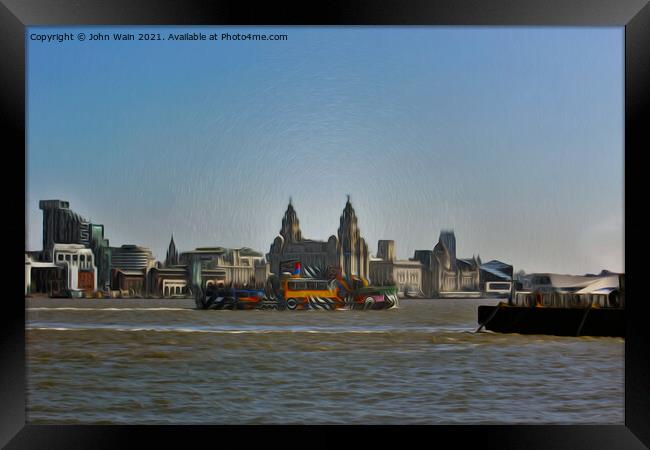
[26,26,624,274]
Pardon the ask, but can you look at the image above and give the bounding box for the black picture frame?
[3,0,648,447]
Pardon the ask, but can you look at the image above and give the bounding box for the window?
[73,254,78,262]
[80,255,85,262]
[288,281,306,290]
[304,281,328,290]
[65,254,71,262]
[57,254,63,261]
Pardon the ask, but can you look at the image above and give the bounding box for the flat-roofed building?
[52,243,98,293]
[25,254,65,296]
[108,245,155,294]
[147,266,190,297]
[112,269,147,297]
[480,259,513,295]
[180,246,265,288]
[110,245,155,271]
[370,240,423,297]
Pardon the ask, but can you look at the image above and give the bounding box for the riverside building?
[412,230,481,297]
[147,236,269,297]
[369,240,424,297]
[266,197,370,280]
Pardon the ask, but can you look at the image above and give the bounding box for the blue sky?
[26,26,624,274]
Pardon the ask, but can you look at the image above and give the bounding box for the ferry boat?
[271,263,398,311]
[329,271,399,310]
[195,284,268,310]
[477,273,624,337]
[277,275,346,310]
[194,262,399,311]
[345,285,400,310]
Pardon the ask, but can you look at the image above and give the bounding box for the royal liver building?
[267,196,369,280]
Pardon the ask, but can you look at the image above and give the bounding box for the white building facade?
[53,243,98,292]
[369,240,424,297]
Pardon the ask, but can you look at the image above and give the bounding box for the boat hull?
[347,292,399,310]
[477,305,624,337]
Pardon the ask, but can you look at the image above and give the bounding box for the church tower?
[439,230,457,270]
[337,196,369,279]
[268,198,304,276]
[279,198,302,243]
[165,234,179,267]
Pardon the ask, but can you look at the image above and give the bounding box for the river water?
[26,298,624,424]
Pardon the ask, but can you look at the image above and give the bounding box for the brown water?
[26,298,624,424]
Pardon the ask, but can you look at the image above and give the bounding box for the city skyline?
[26,196,619,276]
[27,26,624,274]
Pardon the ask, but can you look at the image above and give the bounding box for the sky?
[26,26,624,274]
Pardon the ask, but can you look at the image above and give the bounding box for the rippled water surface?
[26,298,624,424]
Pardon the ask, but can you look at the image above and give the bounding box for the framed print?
[3,0,649,447]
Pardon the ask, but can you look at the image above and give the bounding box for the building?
[521,273,615,294]
[179,247,265,287]
[146,235,269,297]
[412,230,481,297]
[39,200,90,261]
[376,239,396,261]
[267,199,338,275]
[36,200,112,291]
[513,273,624,309]
[144,235,187,297]
[337,197,370,279]
[165,234,179,267]
[111,269,147,297]
[110,244,155,272]
[89,223,111,291]
[254,259,271,288]
[27,200,106,295]
[25,254,64,296]
[108,244,155,296]
[479,259,513,294]
[25,244,98,296]
[369,240,423,297]
[53,243,98,293]
[30,199,184,297]
[267,197,369,280]
[147,266,189,297]
[480,260,513,285]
